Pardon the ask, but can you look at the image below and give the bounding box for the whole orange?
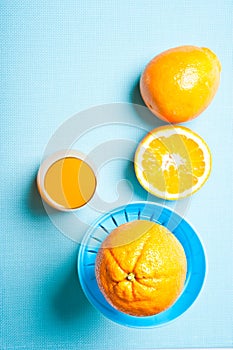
[95,220,187,316]
[140,45,221,123]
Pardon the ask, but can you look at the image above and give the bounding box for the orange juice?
[37,151,96,211]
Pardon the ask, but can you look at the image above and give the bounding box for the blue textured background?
[1,1,233,349]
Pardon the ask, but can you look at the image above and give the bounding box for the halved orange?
[134,125,212,200]
[95,220,187,316]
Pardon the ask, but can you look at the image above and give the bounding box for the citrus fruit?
[134,125,212,200]
[140,45,221,123]
[95,220,187,316]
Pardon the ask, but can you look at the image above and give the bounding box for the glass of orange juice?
[37,150,97,211]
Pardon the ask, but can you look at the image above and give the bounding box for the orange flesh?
[142,134,205,194]
[44,157,96,209]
